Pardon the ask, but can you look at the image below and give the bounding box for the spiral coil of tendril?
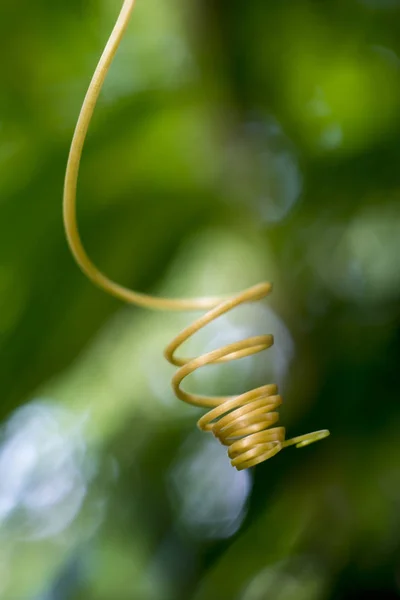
[63,0,330,473]
[164,282,329,471]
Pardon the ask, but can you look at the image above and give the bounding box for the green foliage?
[0,0,399,599]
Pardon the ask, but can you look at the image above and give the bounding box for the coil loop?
[62,0,330,472]
[165,282,329,470]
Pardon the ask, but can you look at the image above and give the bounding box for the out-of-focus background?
[1,0,400,598]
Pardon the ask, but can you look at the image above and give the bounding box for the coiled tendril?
[63,0,329,470]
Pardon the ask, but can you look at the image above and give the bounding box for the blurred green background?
[1,0,400,598]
